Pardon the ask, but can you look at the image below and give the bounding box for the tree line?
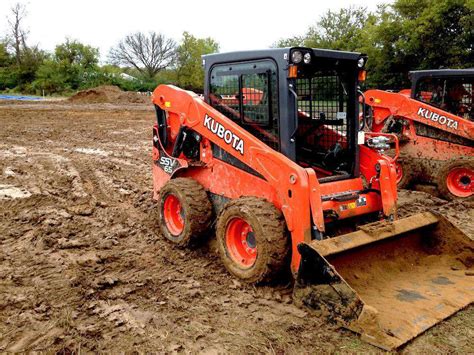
[0,3,219,95]
[275,0,473,89]
[0,0,472,96]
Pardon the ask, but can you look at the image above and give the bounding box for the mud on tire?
[436,158,474,201]
[158,178,213,246]
[395,157,413,189]
[216,197,290,284]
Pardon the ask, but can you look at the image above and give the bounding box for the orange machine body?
[366,89,473,160]
[152,85,398,272]
[364,70,473,193]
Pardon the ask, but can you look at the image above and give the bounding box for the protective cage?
[295,69,357,178]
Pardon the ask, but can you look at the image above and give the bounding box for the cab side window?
[416,77,473,120]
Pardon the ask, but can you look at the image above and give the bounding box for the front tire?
[436,158,474,200]
[158,178,212,246]
[216,197,289,284]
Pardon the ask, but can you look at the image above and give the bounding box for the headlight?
[358,58,365,68]
[303,52,311,64]
[291,50,303,64]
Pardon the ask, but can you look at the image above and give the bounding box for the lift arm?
[365,89,474,140]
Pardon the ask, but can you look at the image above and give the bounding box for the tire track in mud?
[0,102,472,353]
[0,106,320,353]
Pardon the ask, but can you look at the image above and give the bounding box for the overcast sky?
[1,0,389,61]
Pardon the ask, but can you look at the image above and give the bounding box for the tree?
[307,7,372,51]
[109,32,176,79]
[175,32,219,91]
[0,42,12,67]
[274,1,473,89]
[7,3,29,64]
[273,36,304,48]
[33,59,66,92]
[361,0,473,89]
[2,2,47,92]
[33,39,100,92]
[15,46,46,85]
[275,6,372,51]
[55,39,99,69]
[393,0,473,69]
[0,41,15,90]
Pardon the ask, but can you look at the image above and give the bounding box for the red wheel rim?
[225,217,257,268]
[163,194,184,235]
[395,162,403,184]
[446,167,473,198]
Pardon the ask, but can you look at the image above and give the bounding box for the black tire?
[158,178,212,246]
[436,158,474,201]
[216,197,289,284]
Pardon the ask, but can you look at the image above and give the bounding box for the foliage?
[274,6,372,51]
[55,39,99,69]
[309,7,372,52]
[32,39,100,93]
[0,42,14,90]
[276,0,474,89]
[361,0,474,88]
[32,59,67,92]
[0,42,13,67]
[175,32,220,91]
[5,46,47,92]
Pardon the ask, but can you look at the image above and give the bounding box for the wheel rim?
[163,194,184,235]
[225,217,257,268]
[395,162,403,184]
[446,167,473,198]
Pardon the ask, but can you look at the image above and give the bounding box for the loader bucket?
[294,211,474,350]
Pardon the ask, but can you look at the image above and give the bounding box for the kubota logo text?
[417,107,458,130]
[204,114,244,155]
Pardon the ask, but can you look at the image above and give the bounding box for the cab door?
[208,60,280,151]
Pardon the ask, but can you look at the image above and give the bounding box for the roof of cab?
[202,47,363,67]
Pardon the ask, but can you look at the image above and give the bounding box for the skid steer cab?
[150,48,473,350]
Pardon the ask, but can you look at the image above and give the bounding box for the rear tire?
[158,178,212,246]
[436,158,474,200]
[395,158,413,189]
[216,197,289,284]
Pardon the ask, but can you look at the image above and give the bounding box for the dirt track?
[0,101,472,353]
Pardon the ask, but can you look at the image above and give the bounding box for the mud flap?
[294,212,474,350]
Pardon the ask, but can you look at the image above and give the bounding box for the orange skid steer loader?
[363,69,474,199]
[150,48,473,350]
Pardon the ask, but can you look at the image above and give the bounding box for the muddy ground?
[0,101,472,353]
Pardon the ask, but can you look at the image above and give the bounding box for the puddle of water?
[0,184,32,199]
[431,276,454,285]
[396,289,427,302]
[0,146,27,158]
[4,167,16,176]
[74,148,109,157]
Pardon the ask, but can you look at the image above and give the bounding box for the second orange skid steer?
[363,69,473,200]
[150,48,473,350]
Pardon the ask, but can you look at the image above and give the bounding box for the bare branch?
[108,32,176,79]
[7,2,29,64]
